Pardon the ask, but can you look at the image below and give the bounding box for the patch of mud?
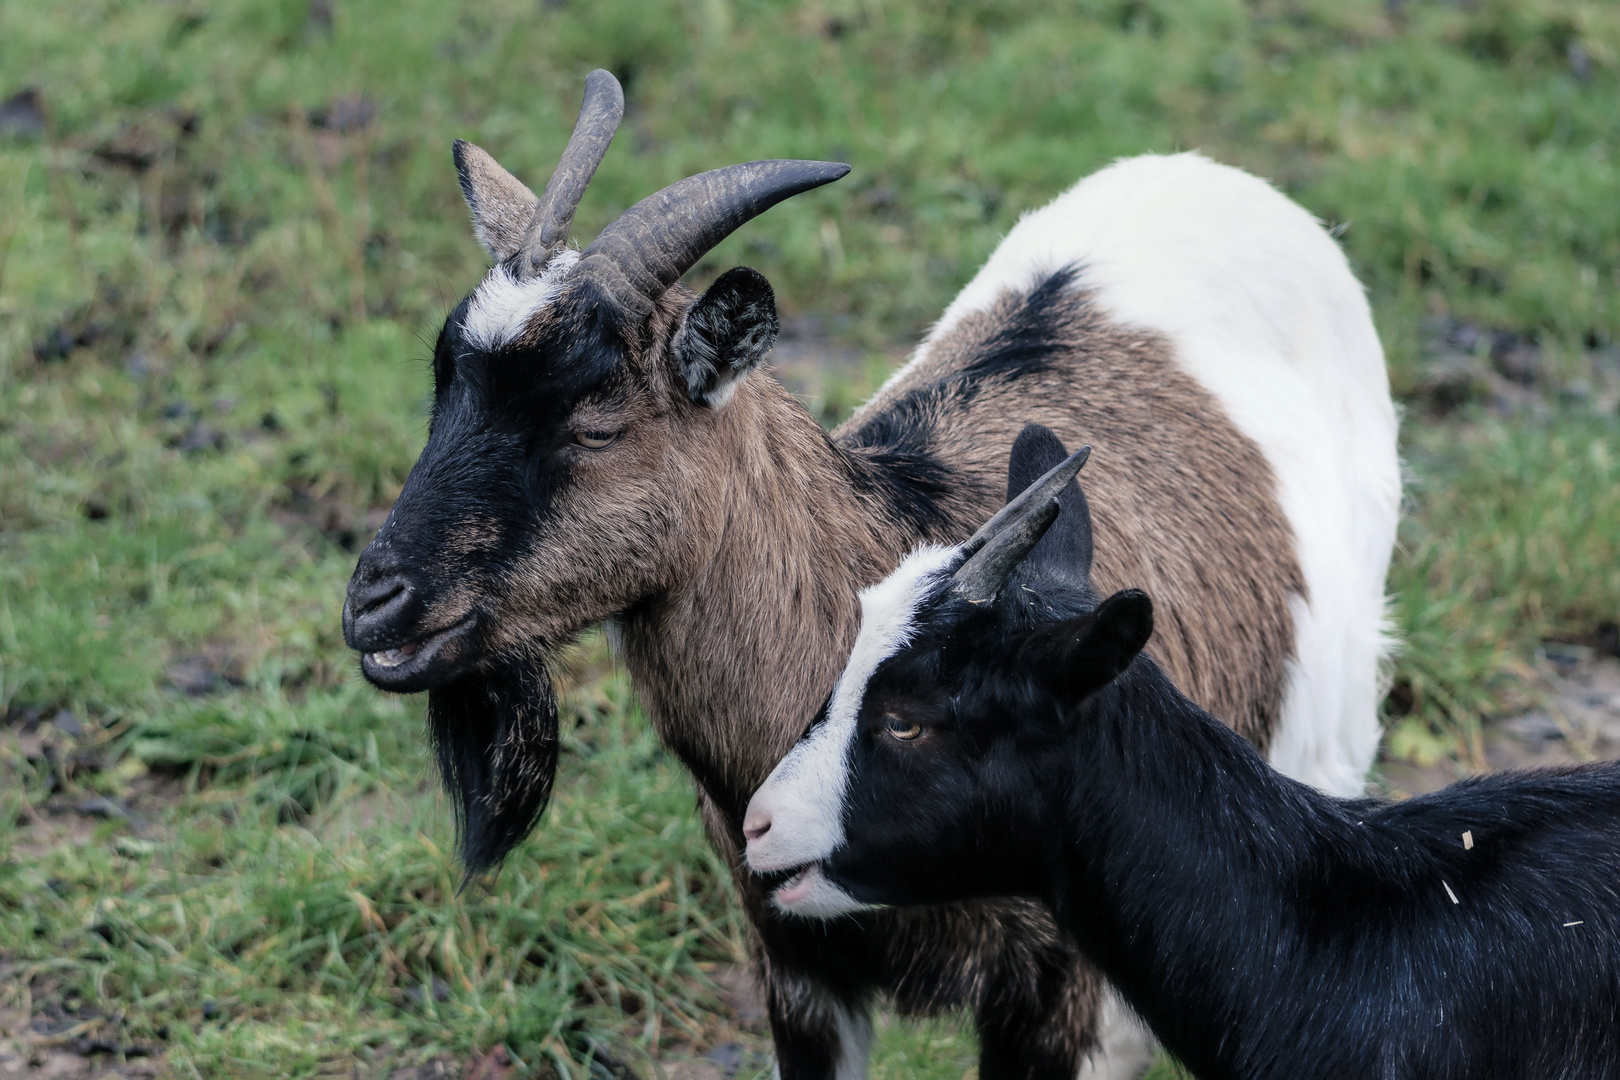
[2,709,180,861]
[0,1000,161,1079]
[272,491,390,555]
[1409,317,1620,419]
[766,317,906,427]
[1380,654,1620,797]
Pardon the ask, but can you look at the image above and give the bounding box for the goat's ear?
[1026,589,1154,706]
[674,267,779,408]
[1007,424,1095,585]
[453,140,539,262]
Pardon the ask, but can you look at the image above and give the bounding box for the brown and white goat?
[342,70,1400,1080]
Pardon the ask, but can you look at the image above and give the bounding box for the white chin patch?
[771,865,869,919]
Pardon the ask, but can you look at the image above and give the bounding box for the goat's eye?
[574,430,618,449]
[884,715,923,742]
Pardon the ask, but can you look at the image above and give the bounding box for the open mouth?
[358,615,477,690]
[773,865,822,907]
[369,643,420,668]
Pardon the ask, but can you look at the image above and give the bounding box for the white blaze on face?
[460,248,581,351]
[744,545,957,916]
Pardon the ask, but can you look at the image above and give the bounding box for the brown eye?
[574,430,617,449]
[885,715,923,742]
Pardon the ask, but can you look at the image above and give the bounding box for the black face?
[817,598,1075,907]
[341,283,668,871]
[813,581,1155,911]
[342,264,782,699]
[343,291,631,692]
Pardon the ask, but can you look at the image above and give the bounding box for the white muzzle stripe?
[744,545,957,912]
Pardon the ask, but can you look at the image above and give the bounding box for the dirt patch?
[0,1000,161,1079]
[1380,653,1620,797]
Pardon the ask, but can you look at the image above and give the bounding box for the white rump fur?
[747,546,956,883]
[461,248,581,351]
[892,151,1401,798]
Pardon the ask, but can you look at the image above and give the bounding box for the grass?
[1387,410,1620,764]
[1,0,1618,1075]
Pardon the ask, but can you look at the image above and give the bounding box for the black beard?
[426,660,559,873]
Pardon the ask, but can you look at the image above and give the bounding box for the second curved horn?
[519,69,625,276]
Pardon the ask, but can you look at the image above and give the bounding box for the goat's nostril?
[353,579,407,619]
[742,812,771,843]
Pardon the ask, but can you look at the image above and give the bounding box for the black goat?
[746,425,1620,1080]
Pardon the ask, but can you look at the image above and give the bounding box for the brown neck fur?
[617,376,910,821]
[622,282,1301,832]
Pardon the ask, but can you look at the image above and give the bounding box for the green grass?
[1388,409,1620,764]
[2,0,1619,1075]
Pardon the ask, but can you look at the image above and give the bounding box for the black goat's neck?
[616,376,939,830]
[1046,661,1345,1078]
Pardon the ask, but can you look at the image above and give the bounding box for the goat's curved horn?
[519,69,624,276]
[950,498,1060,605]
[576,159,851,317]
[960,445,1091,560]
[948,444,1091,604]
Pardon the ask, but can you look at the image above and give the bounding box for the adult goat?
[342,69,1399,1079]
[745,428,1620,1080]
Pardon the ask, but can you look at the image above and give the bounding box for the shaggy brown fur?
[854,288,1305,746]
[630,284,1300,806]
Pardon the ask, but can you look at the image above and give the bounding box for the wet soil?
[1379,653,1620,797]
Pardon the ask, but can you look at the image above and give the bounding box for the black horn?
[949,445,1091,604]
[519,68,625,276]
[576,159,851,317]
[961,445,1091,560]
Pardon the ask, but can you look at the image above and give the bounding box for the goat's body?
[873,152,1399,794]
[622,154,1398,1077]
[1056,667,1620,1079]
[747,420,1616,1078]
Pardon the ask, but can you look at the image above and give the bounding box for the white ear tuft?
[453,140,539,262]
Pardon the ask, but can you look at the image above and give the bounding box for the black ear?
[1024,589,1154,705]
[674,266,779,408]
[1007,424,1094,585]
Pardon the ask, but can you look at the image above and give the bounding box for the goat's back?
[844,152,1399,793]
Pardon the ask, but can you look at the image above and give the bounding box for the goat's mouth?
[770,863,878,919]
[769,863,867,918]
[774,865,818,905]
[359,615,477,692]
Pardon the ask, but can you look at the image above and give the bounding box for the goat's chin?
[426,660,560,874]
[771,865,872,919]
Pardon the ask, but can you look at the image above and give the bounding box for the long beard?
[426,660,559,873]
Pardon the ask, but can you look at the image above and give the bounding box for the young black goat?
[746,425,1620,1080]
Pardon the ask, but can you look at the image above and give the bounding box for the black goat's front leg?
[763,964,873,1080]
[975,962,1155,1080]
